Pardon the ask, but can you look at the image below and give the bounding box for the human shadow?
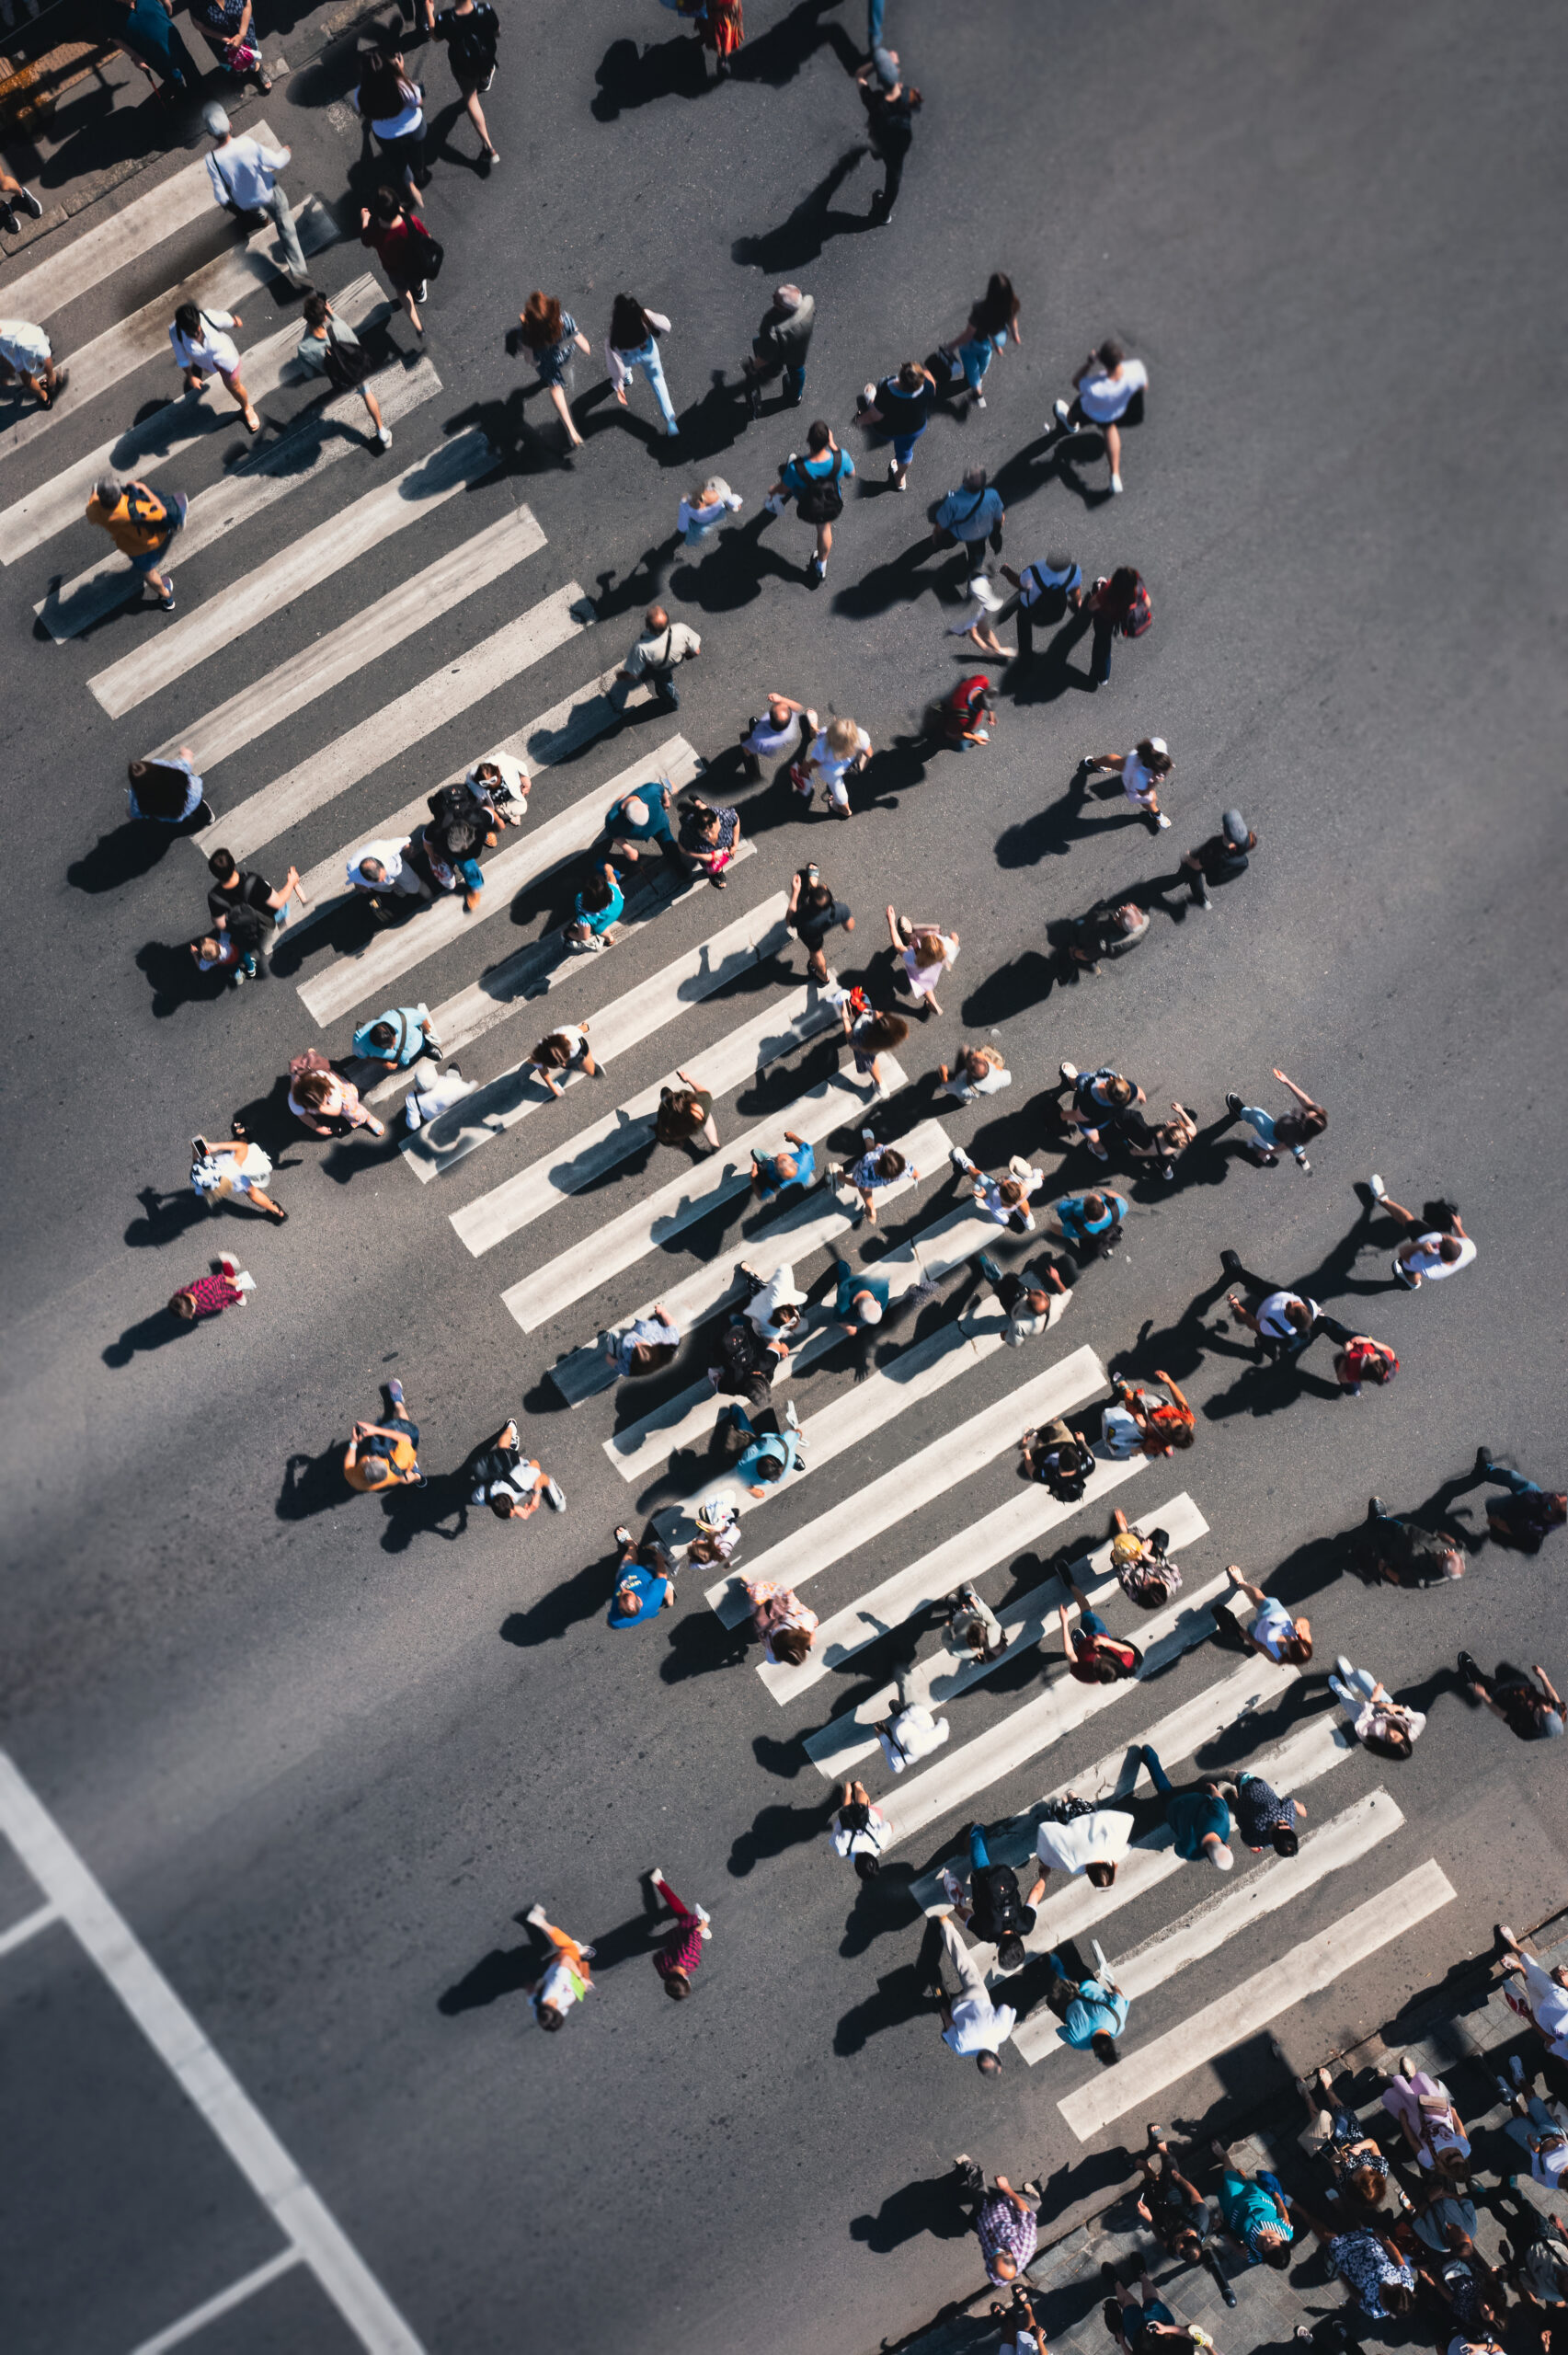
[437,1925,541,2015]
[277,1443,359,1521]
[834,1919,946,2054]
[438,385,578,480]
[728,1795,830,1878]
[134,938,239,1019]
[667,505,816,612]
[102,1306,195,1367]
[69,809,210,894]
[731,146,873,272]
[378,1467,469,1551]
[591,28,712,121]
[730,0,862,87]
[124,1185,217,1247]
[960,948,1060,1028]
[666,1607,754,1689]
[839,1861,920,1959]
[849,2166,975,2256]
[423,93,492,177]
[499,1553,612,1648]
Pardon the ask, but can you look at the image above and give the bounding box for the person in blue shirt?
[1049,1189,1128,1262]
[1135,1744,1234,1870]
[725,1402,805,1497]
[352,1004,440,1067]
[567,860,624,954]
[928,465,1006,581]
[833,1258,890,1332]
[750,1132,816,1203]
[1044,1949,1128,2064]
[764,420,855,584]
[607,1526,678,1628]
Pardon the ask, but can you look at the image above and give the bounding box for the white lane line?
[296,725,689,1030]
[502,1058,903,1335]
[0,276,388,567]
[90,417,486,709]
[0,1751,426,2354]
[128,2249,303,2355]
[43,354,441,643]
[0,1899,59,1957]
[1057,1858,1457,2141]
[1013,1788,1406,2063]
[0,197,339,464]
[795,1491,1207,1756]
[0,141,258,327]
[152,508,553,771]
[413,894,791,1183]
[546,1117,956,1406]
[704,1343,1106,1626]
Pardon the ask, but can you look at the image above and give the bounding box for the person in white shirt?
[1329,1659,1426,1759]
[1048,337,1150,494]
[935,1914,1017,2072]
[796,716,872,818]
[886,906,958,1016]
[168,300,259,431]
[202,101,310,287]
[741,693,816,777]
[1026,1799,1135,1895]
[347,837,430,921]
[465,750,528,823]
[830,1781,891,1881]
[1499,1936,1568,2061]
[950,1145,1046,1233]
[0,316,66,407]
[1219,1250,1327,1360]
[677,476,743,549]
[522,1904,594,2032]
[1214,1570,1313,1665]
[524,1023,598,1100]
[938,1043,1012,1102]
[1366,1176,1479,1289]
[875,1694,950,1774]
[1079,735,1174,833]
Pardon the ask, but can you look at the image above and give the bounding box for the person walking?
[1331,1334,1399,1396]
[1108,1510,1182,1610]
[939,271,1023,411]
[189,927,256,985]
[1209,2142,1293,2269]
[1282,2196,1416,2319]
[1366,1176,1478,1289]
[1029,1793,1135,1888]
[606,293,679,437]
[795,714,871,816]
[1132,2136,1213,2270]
[969,551,1082,662]
[352,1005,441,1068]
[86,476,177,610]
[1057,1060,1144,1158]
[1459,1655,1565,1740]
[1497,1931,1568,2061]
[524,1024,598,1101]
[876,1689,950,1773]
[511,292,589,446]
[830,1257,889,1334]
[856,47,920,223]
[0,163,44,238]
[1210,1570,1312,1665]
[940,1583,1005,1665]
[1218,1252,1327,1362]
[1470,1451,1566,1554]
[647,1867,711,1998]
[190,0,270,94]
[169,301,261,431]
[1019,1422,1096,1502]
[400,1056,473,1133]
[566,860,624,954]
[1078,737,1174,832]
[608,1526,679,1620]
[855,359,937,489]
[458,753,526,829]
[1329,1660,1426,1757]
[935,1930,1018,2074]
[975,1256,1066,1348]
[939,1043,1012,1103]
[943,1823,1036,1971]
[785,864,853,981]
[1222,1067,1327,1171]
[109,0,200,99]
[350,47,428,201]
[1084,567,1152,686]
[750,1130,817,1202]
[831,1781,892,1879]
[0,316,67,407]
[288,1063,387,1141]
[741,1262,807,1355]
[1048,1188,1128,1260]
[169,1251,256,1324]
[347,836,431,921]
[677,475,744,551]
[294,294,393,447]
[202,105,311,290]
[127,751,209,827]
[423,0,500,162]
[343,1377,426,1490]
[743,1562,816,1651]
[741,693,817,778]
[1047,338,1150,495]
[522,1905,594,2031]
[840,995,905,1091]
[929,466,1005,583]
[950,1145,1047,1234]
[1042,1947,1129,2062]
[604,782,679,868]
[615,606,701,708]
[189,1132,286,1221]
[1225,1772,1307,1857]
[1501,2078,1568,2187]
[1134,1746,1234,1870]
[656,1069,718,1153]
[831,1133,910,1227]
[1167,810,1258,912]
[1290,2065,1389,2208]
[359,187,436,335]
[741,283,813,414]
[1380,2070,1473,2182]
[603,1308,680,1378]
[208,846,300,943]
[763,421,853,584]
[886,906,958,1015]
[1100,1371,1195,1456]
[1359,1495,1466,1585]
[466,1419,564,1516]
[677,794,741,885]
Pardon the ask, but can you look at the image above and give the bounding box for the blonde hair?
[826,716,861,755]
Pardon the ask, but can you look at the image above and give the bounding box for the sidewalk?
[883,1908,1568,2355]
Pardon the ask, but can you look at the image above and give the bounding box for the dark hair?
[1085,1860,1117,1888]
[1363,1726,1413,1761]
[1346,2165,1382,2206]
[208,847,237,880]
[173,300,201,339]
[769,1622,810,1660]
[609,293,651,350]
[897,359,923,391]
[520,290,564,349]
[876,1148,907,1180]
[839,1800,870,1832]
[536,2005,566,2031]
[977,2051,1002,2077]
[169,1290,197,1319]
[1300,1106,1329,1138]
[974,271,1019,337]
[863,1012,909,1050]
[1091,2031,1121,2067]
[1272,1826,1300,1858]
[1104,567,1141,617]
[997,1935,1025,1973]
[532,1032,577,1069]
[1135,739,1173,777]
[662,1971,691,2001]
[1382,2284,1413,2315]
[806,419,831,454]
[853,1853,880,1882]
[365,1021,395,1050]
[1438,1236,1465,1264]
[579,871,616,913]
[490,1495,516,1520]
[627,1341,678,1376]
[294,1070,338,1110]
[370,185,404,226]
[1262,2239,1292,2271]
[1096,337,1127,371]
[358,51,411,118]
[303,293,330,329]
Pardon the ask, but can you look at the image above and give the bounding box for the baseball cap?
[1222,808,1247,844]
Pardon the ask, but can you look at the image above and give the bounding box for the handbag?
[323,322,372,391]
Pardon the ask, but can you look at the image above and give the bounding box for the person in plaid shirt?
[649,1870,711,2002]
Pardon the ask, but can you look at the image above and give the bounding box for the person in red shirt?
[359,186,435,333]
[942,672,996,752]
[1059,1584,1141,1684]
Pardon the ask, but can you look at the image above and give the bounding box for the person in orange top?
[343,1378,427,1491]
[86,472,178,611]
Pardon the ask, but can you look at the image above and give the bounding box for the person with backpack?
[1101,1372,1195,1457]
[359,187,439,336]
[830,1782,891,1881]
[423,0,500,163]
[566,861,625,954]
[938,271,1023,411]
[1167,809,1257,912]
[607,1529,678,1621]
[1079,736,1174,833]
[208,846,300,943]
[349,47,428,202]
[856,48,920,223]
[1019,1420,1095,1500]
[127,751,209,827]
[615,605,701,709]
[1047,338,1150,496]
[1084,567,1152,686]
[1057,1596,1143,1690]
[763,420,853,583]
[1470,1451,1566,1555]
[950,1145,1047,1233]
[967,551,1082,661]
[975,1255,1066,1347]
[1221,1065,1327,1170]
[928,465,1005,581]
[942,1823,1036,1971]
[86,473,181,613]
[741,283,814,416]
[855,358,938,489]
[295,293,393,448]
[785,864,853,982]
[606,293,679,438]
[201,106,312,286]
[352,1005,441,1068]
[1048,1189,1127,1259]
[168,301,260,432]
[344,1378,426,1492]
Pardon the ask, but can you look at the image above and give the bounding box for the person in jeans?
[606,293,678,436]
[1225,1772,1307,1856]
[855,358,937,489]
[616,605,701,708]
[1469,1450,1566,1554]
[939,271,1023,410]
[976,1255,1065,1347]
[1221,1066,1327,1170]
[208,846,299,941]
[1211,1570,1312,1665]
[929,465,1005,581]
[856,49,919,222]
[742,283,814,414]
[1131,1746,1233,1869]
[359,186,435,334]
[1459,1654,1565,1740]
[1329,1660,1426,1757]
[86,474,177,610]
[764,420,854,583]
[468,1420,564,1517]
[1042,1945,1129,2062]
[1168,810,1257,911]
[741,692,817,778]
[343,1377,426,1491]
[970,551,1082,661]
[647,1868,711,1999]
[935,1935,1017,2074]
[1047,338,1150,495]
[201,104,311,289]
[608,1526,678,1621]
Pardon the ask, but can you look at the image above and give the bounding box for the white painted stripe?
[0,1899,59,1958]
[128,2250,303,2355]
[43,354,441,643]
[502,1059,903,1335]
[412,895,791,1183]
[89,419,486,710]
[295,725,687,1030]
[0,142,252,327]
[0,1750,426,2353]
[0,277,388,567]
[0,197,339,464]
[704,1343,1106,1626]
[154,508,553,773]
[546,1118,956,1406]
[794,1491,1206,1751]
[1056,1859,1457,2140]
[1013,1789,1406,2062]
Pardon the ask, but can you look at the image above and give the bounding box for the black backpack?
[795,448,844,524]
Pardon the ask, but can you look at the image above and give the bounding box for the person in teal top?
[1211,2143,1293,2269]
[352,1005,439,1066]
[725,1403,804,1495]
[1044,1951,1128,2063]
[765,421,855,583]
[605,785,678,867]
[1138,1744,1234,1869]
[833,1258,890,1330]
[567,861,624,952]
[1051,1189,1128,1254]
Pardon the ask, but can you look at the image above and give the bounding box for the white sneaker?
[1053,398,1071,425]
[649,1866,667,1887]
[973,393,986,409]
[1369,1174,1388,1200]
[864,381,876,405]
[1155,811,1172,829]
[1059,1060,1079,1083]
[862,1128,876,1146]
[950,1144,976,1172]
[696,1903,713,1938]
[1109,470,1123,494]
[544,1476,567,1511]
[525,1902,548,1927]
[375,424,393,449]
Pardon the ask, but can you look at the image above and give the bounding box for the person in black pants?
[742,284,815,414]
[1219,1248,1352,1362]
[1165,810,1258,910]
[857,52,919,222]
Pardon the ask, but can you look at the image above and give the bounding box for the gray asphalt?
[4,3,1567,2350]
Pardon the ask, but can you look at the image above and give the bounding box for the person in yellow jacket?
[86,472,178,611]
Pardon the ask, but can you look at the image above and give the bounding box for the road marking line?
[128,2249,303,2355]
[0,1898,59,1957]
[0,140,262,326]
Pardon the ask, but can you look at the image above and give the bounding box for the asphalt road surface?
[3,4,1566,2351]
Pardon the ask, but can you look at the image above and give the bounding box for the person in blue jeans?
[1469,1449,1566,1555]
[605,293,678,437]
[764,420,854,581]
[1134,1746,1234,1869]
[856,360,937,490]
[726,1401,805,1495]
[939,272,1022,409]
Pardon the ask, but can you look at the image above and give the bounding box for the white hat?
[1147,735,1168,756]
[203,100,232,136]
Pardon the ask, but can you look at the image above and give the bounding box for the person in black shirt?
[785,866,853,983]
[422,0,500,163]
[856,359,937,488]
[1223,1772,1305,1855]
[856,50,920,223]
[742,284,815,415]
[1171,809,1257,910]
[947,1823,1036,1972]
[1359,1497,1465,1586]
[206,845,298,938]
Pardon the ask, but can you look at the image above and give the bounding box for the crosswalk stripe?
[433,927,809,1205]
[501,1057,906,1337]
[88,412,485,709]
[295,725,688,1030]
[793,1491,1207,1751]
[610,1204,1067,1488]
[1056,1858,1457,2140]
[546,1118,955,1407]
[0,277,389,569]
[1014,1789,1406,2064]
[704,1344,1106,1627]
[43,352,441,644]
[154,507,553,772]
[0,196,339,465]
[205,592,596,875]
[0,142,257,327]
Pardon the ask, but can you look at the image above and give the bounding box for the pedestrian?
[422,0,500,162]
[606,293,679,437]
[875,1688,950,1774]
[414,801,487,910]
[1223,1067,1327,1171]
[943,1822,1036,1970]
[1134,1745,1233,1869]
[795,713,871,816]
[347,835,431,922]
[189,926,256,985]
[827,1257,888,1337]
[699,0,743,74]
[854,358,937,489]
[1121,1098,1197,1179]
[1224,1772,1307,1857]
[566,860,624,955]
[950,1145,1047,1234]
[1059,894,1150,976]
[1498,1933,1568,2061]
[677,793,741,886]
[168,301,261,432]
[741,1269,806,1361]
[656,1068,718,1154]
[1366,1176,1479,1289]
[201,104,312,289]
[603,1306,680,1378]
[1471,1451,1566,1554]
[454,753,525,831]
[975,1255,1066,1348]
[744,1562,816,1653]
[727,1407,807,1501]
[1047,338,1150,496]
[615,605,701,709]
[1458,1654,1565,1740]
[343,1376,425,1490]
[602,783,678,872]
[401,1056,473,1132]
[288,1063,387,1140]
[1380,2071,1473,2182]
[763,420,853,584]
[1331,1333,1400,1396]
[936,672,999,754]
[358,186,436,335]
[1219,1253,1325,1361]
[108,0,200,99]
[749,1127,817,1201]
[831,1132,909,1227]
[509,290,589,446]
[1168,810,1257,913]
[1283,2195,1416,2318]
[1211,1570,1313,1665]
[1328,1660,1426,1757]
[785,864,852,982]
[189,1132,286,1222]
[467,1419,565,1516]
[1078,737,1173,833]
[940,1582,1005,1664]
[938,1043,1012,1103]
[522,1904,594,2031]
[292,293,394,447]
[741,694,817,779]
[1290,2066,1389,2207]
[1042,1945,1129,2062]
[1358,1495,1466,1585]
[1083,567,1152,687]
[208,846,300,943]
[1048,1188,1128,1260]
[936,1930,1019,2074]
[677,475,744,553]
[929,465,1005,582]
[886,906,958,1016]
[525,1024,599,1101]
[992,2285,1046,2355]
[1100,1371,1196,1456]
[1109,1509,1182,1609]
[707,1317,773,1412]
[1102,2263,1194,2352]
[168,1251,256,1323]
[1133,2135,1213,2269]
[191,0,270,94]
[831,1780,892,1879]
[86,475,177,611]
[1019,1421,1097,1501]
[856,48,920,224]
[1030,1792,1135,1886]
[127,751,210,827]
[741,282,814,415]
[350,47,427,203]
[647,1867,711,1999]
[0,163,43,237]
[834,991,901,1089]
[608,1526,679,1621]
[1056,1061,1143,1159]
[352,1004,441,1067]
[938,271,1023,414]
[1209,2142,1294,2269]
